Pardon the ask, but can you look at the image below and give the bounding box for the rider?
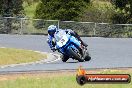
[47,25,88,52]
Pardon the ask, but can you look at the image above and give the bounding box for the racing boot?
[73,32,88,47]
[78,37,88,47]
[79,45,84,56]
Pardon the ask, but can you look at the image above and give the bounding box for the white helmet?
[48,25,57,36]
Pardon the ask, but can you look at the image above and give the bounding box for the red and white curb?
[0,47,61,68]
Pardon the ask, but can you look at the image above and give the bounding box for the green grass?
[0,48,47,65]
[0,69,131,88]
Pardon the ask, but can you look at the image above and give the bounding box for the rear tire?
[84,51,91,61]
[85,55,91,61]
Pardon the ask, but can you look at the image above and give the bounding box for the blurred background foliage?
[0,0,132,23]
[0,0,131,37]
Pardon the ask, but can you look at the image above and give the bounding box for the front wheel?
[69,48,84,62]
[61,54,69,62]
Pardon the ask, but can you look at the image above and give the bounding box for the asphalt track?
[0,34,132,73]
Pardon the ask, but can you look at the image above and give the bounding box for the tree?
[110,0,132,37]
[22,0,39,6]
[111,0,132,23]
[0,0,3,15]
[35,0,90,21]
[0,0,24,33]
[1,0,24,17]
[79,1,115,23]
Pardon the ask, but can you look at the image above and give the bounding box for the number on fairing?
[57,36,68,47]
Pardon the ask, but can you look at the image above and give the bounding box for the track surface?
[0,34,132,72]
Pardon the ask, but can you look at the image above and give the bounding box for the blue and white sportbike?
[53,30,91,62]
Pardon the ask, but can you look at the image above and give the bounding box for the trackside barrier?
[0,17,131,37]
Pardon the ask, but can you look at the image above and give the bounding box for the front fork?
[70,36,84,56]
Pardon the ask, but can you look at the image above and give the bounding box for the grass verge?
[0,48,47,65]
[0,69,131,88]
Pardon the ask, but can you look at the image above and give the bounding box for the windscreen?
[54,30,67,42]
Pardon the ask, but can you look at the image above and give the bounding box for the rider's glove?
[51,47,56,52]
[67,31,71,35]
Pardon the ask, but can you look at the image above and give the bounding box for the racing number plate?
[57,35,68,47]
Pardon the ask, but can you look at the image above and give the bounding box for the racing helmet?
[48,25,57,36]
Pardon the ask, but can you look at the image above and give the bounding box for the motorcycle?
[53,30,91,62]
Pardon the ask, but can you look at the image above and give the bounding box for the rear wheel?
[84,51,91,61]
[85,55,91,61]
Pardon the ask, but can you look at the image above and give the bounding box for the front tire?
[61,55,69,62]
[69,48,84,62]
